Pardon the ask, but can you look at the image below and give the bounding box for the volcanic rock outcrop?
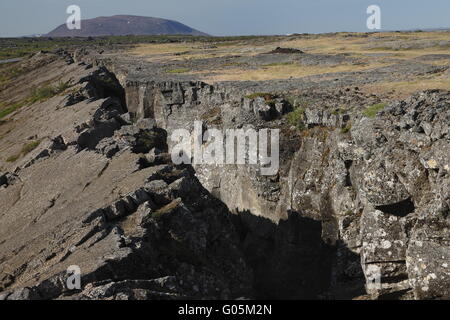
[0,55,251,300]
[0,50,449,300]
[121,72,450,300]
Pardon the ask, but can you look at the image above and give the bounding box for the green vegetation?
[166,68,190,74]
[0,39,65,60]
[245,92,277,100]
[285,96,310,130]
[341,123,352,134]
[0,81,71,120]
[286,96,309,109]
[55,81,71,93]
[0,102,25,119]
[0,35,204,60]
[0,33,287,62]
[28,81,70,104]
[5,140,40,163]
[0,66,25,86]
[6,154,20,163]
[29,86,58,103]
[286,107,306,129]
[362,102,387,118]
[21,140,40,154]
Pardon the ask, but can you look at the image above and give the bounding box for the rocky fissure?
[0,51,449,300]
[119,73,449,300]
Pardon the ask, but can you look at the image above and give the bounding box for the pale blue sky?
[1,0,450,37]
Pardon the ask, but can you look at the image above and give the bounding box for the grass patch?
[201,61,389,82]
[362,102,387,118]
[0,81,71,120]
[0,46,53,61]
[55,81,71,93]
[0,35,220,61]
[341,123,352,134]
[29,86,58,104]
[362,76,450,99]
[0,102,25,119]
[286,107,306,129]
[0,66,25,86]
[6,154,20,163]
[166,68,190,74]
[5,140,40,163]
[28,81,71,104]
[285,96,310,130]
[21,140,40,154]
[245,92,277,100]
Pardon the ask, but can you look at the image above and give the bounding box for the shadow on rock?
[231,210,366,299]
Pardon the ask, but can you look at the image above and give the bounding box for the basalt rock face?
[123,78,450,299]
[0,52,449,300]
[0,58,252,300]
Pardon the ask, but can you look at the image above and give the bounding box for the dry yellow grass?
[362,75,450,99]
[129,31,450,60]
[127,32,450,82]
[198,61,390,82]
[130,43,192,55]
[129,42,268,62]
[279,31,450,54]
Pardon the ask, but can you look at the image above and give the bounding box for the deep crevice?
[229,209,362,299]
[375,197,415,217]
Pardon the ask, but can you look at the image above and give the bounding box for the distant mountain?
[46,15,209,37]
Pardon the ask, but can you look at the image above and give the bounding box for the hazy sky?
[1,0,450,37]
